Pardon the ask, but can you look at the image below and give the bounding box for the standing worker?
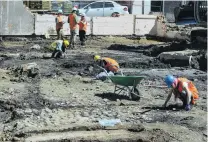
[163,75,199,111]
[68,7,79,48]
[93,55,120,81]
[56,9,64,40]
[78,13,87,46]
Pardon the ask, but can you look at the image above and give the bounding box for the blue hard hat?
[165,75,176,88]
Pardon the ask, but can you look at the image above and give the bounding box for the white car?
[78,1,129,17]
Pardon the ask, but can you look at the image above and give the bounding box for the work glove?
[185,104,191,111]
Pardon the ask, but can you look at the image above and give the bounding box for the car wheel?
[111,12,119,17]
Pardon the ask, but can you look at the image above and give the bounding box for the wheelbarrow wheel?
[130,88,140,101]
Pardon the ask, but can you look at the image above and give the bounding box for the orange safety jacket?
[56,15,63,30]
[102,57,119,73]
[176,78,199,104]
[68,13,78,30]
[78,20,87,31]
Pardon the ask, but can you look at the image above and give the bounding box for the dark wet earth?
[0,36,207,141]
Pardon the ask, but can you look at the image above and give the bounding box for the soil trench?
[0,36,207,142]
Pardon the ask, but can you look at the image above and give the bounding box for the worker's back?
[102,57,119,73]
[68,13,78,30]
[177,77,199,100]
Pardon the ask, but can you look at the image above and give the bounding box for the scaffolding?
[23,0,73,15]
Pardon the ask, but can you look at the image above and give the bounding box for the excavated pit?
[0,36,207,141]
[108,42,207,71]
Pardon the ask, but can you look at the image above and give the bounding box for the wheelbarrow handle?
[120,69,124,76]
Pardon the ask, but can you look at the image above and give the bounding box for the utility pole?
[162,0,165,14]
[142,0,144,14]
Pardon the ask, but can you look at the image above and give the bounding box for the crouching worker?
[93,55,119,81]
[163,75,199,111]
[51,40,69,58]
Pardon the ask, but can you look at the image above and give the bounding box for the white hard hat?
[80,13,86,17]
[72,7,77,11]
[58,9,63,13]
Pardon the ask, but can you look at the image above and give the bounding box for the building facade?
[132,0,182,22]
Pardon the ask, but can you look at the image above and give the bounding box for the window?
[90,2,104,9]
[105,2,114,8]
[151,0,163,12]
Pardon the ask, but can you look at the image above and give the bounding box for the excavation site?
[0,35,207,141]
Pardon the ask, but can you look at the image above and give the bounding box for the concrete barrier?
[35,14,59,35]
[150,16,188,40]
[0,0,34,35]
[35,14,91,35]
[0,1,159,36]
[92,15,134,35]
[134,15,157,36]
[35,15,157,36]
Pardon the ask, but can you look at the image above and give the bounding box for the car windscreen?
[112,1,121,7]
[90,2,104,9]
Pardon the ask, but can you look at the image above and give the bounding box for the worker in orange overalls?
[163,75,199,111]
[68,7,79,48]
[78,13,87,46]
[93,55,120,81]
[56,9,64,40]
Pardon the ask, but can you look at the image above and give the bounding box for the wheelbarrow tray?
[109,76,146,87]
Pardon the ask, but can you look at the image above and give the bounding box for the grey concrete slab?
[0,0,34,35]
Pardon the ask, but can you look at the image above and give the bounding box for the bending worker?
[56,9,64,40]
[93,55,120,80]
[163,75,199,111]
[51,39,69,58]
[68,7,79,48]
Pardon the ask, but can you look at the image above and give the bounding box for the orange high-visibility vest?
[79,21,87,31]
[177,78,199,103]
[56,15,63,30]
[69,13,78,30]
[102,57,119,73]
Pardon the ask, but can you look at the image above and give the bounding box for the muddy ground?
[0,36,207,142]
